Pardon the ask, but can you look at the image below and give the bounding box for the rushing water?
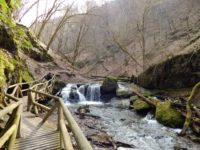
[88,104,200,150]
[61,83,200,150]
[60,83,102,105]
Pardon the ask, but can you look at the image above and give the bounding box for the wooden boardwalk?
[14,109,60,150]
[0,76,92,150]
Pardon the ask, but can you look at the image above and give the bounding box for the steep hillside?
[0,0,56,87]
[34,0,200,78]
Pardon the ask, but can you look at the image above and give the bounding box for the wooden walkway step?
[14,109,60,150]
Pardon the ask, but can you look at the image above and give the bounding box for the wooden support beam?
[29,89,59,100]
[33,102,50,111]
[42,103,57,124]
[5,94,21,102]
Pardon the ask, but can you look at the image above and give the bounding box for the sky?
[20,0,114,26]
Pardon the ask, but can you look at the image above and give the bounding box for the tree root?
[180,82,200,136]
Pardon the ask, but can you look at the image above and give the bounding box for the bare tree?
[136,0,161,70]
[37,0,65,38]
[112,35,142,69]
[18,0,40,22]
[46,3,96,51]
[71,22,89,68]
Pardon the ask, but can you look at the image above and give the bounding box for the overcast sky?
[20,0,114,26]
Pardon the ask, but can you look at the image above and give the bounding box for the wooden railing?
[0,73,92,150]
[0,94,22,150]
[28,89,93,150]
[0,74,55,150]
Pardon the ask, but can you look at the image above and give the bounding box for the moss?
[18,68,33,83]
[155,101,184,128]
[133,99,150,111]
[0,49,15,86]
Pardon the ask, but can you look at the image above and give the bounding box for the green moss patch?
[0,49,15,86]
[133,99,151,111]
[155,101,184,128]
[18,68,33,83]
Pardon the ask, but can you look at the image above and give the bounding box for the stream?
[59,83,200,150]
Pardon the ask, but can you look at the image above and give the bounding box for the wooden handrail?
[0,124,17,148]
[58,98,93,150]
[59,107,74,150]
[0,95,22,149]
[0,100,21,118]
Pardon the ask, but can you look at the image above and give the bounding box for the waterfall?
[86,84,100,101]
[61,83,101,104]
[61,84,86,103]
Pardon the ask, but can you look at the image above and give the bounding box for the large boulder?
[52,80,66,95]
[101,77,118,94]
[155,101,184,128]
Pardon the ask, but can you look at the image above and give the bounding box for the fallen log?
[75,112,101,119]
[131,90,156,107]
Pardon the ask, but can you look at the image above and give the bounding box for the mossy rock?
[18,68,33,83]
[133,99,150,111]
[155,101,184,128]
[101,76,118,93]
[0,48,15,86]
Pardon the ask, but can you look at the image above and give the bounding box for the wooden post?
[7,104,21,150]
[58,105,63,149]
[17,104,22,138]
[27,91,31,111]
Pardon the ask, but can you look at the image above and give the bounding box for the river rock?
[101,77,118,93]
[155,101,184,128]
[52,80,66,95]
[133,99,150,111]
[116,88,133,98]
[68,90,80,103]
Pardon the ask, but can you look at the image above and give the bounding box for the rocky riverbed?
[67,99,200,150]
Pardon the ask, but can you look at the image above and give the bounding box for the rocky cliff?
[136,33,200,89]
